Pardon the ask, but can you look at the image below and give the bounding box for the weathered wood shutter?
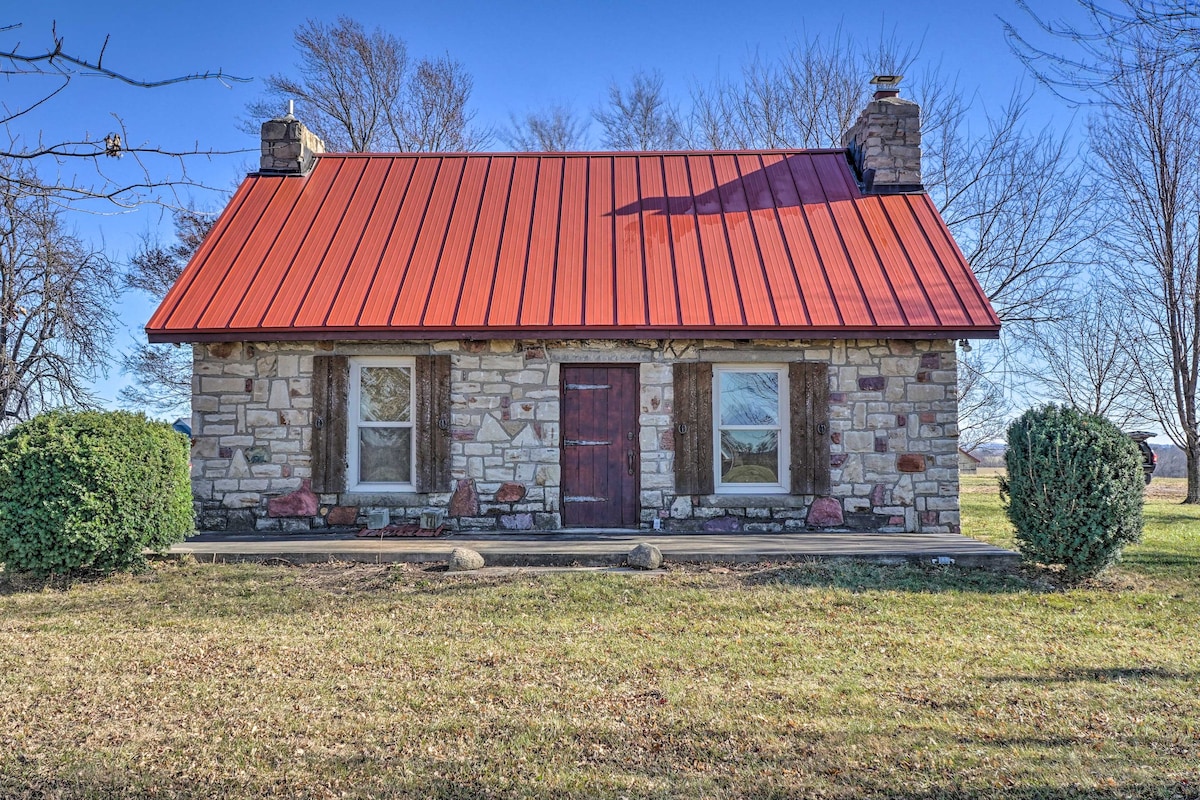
[311,354,348,494]
[673,362,714,495]
[414,354,452,493]
[790,362,831,495]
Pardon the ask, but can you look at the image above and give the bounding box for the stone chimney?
[259,104,325,176]
[842,75,923,194]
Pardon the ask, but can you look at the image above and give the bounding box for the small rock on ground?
[627,542,664,570]
[447,547,485,571]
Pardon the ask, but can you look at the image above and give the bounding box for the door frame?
[559,362,641,528]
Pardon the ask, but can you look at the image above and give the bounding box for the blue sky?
[12,0,1077,409]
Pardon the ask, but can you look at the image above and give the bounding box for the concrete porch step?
[171,530,1020,569]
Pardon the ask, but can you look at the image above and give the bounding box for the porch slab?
[170,530,1019,569]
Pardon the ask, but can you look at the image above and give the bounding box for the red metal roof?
[147,150,1000,342]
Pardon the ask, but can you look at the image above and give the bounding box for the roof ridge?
[312,148,853,159]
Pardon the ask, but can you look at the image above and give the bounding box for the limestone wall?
[190,338,959,534]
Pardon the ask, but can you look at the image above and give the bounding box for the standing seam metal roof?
[146,150,1000,342]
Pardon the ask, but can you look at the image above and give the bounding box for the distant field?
[1,478,1198,798]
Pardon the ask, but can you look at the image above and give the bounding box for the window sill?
[341,491,444,505]
[697,494,809,509]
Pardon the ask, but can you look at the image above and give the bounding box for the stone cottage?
[147,78,1000,534]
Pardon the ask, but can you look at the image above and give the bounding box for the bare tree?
[1020,287,1144,425]
[594,70,683,150]
[687,30,916,150]
[251,17,485,153]
[120,207,213,414]
[503,105,589,151]
[0,159,117,420]
[1008,1,1200,501]
[921,88,1095,330]
[957,345,1015,450]
[2,22,250,208]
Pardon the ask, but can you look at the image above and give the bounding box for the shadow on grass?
[740,560,1055,595]
[985,666,1198,684]
[4,772,1197,800]
[1124,550,1200,567]
[0,567,122,596]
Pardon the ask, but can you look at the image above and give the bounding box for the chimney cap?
[870,75,903,99]
[271,100,297,123]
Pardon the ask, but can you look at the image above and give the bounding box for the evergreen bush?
[0,410,192,575]
[1000,405,1144,580]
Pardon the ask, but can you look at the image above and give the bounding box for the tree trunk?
[1186,438,1200,504]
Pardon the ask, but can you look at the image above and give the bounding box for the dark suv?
[1126,431,1157,485]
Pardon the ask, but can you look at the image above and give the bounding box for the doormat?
[355,523,447,538]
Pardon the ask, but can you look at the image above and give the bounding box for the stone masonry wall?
[190,338,959,534]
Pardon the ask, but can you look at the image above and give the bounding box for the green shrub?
[0,410,192,575]
[1000,405,1144,580]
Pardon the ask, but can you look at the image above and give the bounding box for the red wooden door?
[561,365,639,527]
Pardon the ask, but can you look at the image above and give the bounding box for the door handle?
[627,449,636,476]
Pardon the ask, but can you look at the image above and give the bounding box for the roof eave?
[147,325,1002,345]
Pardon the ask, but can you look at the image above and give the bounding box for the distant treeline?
[965,443,1185,478]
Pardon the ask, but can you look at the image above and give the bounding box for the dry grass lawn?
[0,476,1198,798]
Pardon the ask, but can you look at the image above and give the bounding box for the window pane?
[360,367,411,422]
[359,427,412,484]
[720,430,779,484]
[719,371,779,426]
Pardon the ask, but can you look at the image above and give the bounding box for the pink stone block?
[267,479,317,518]
[806,497,844,527]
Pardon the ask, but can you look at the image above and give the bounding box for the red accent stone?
[919,412,936,424]
[829,392,846,402]
[495,482,526,503]
[896,415,907,427]
[897,454,927,473]
[659,429,675,451]
[870,484,887,506]
[806,497,844,527]
[888,515,904,525]
[921,511,938,525]
[920,352,941,369]
[830,432,841,445]
[326,506,359,526]
[450,479,479,516]
[267,479,318,517]
[874,437,888,453]
[830,453,848,467]
[858,376,885,392]
[463,340,487,353]
[703,516,741,532]
[244,378,253,392]
[917,371,930,383]
[524,347,546,360]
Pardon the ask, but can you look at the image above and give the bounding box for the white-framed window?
[348,356,415,491]
[713,365,789,494]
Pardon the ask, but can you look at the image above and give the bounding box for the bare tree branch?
[0,156,118,421]
[119,206,214,415]
[250,17,487,153]
[594,70,683,150]
[1009,2,1200,501]
[2,22,252,209]
[503,105,589,151]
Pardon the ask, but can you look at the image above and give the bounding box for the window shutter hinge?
[438,413,449,432]
[315,415,324,430]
